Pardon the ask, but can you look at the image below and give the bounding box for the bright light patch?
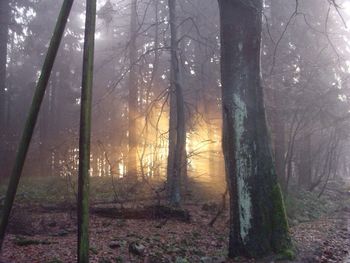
[343,2,350,15]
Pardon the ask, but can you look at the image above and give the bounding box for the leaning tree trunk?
[127,0,139,181]
[78,0,96,261]
[167,0,186,206]
[0,0,10,178]
[39,88,50,177]
[0,0,74,251]
[218,0,292,257]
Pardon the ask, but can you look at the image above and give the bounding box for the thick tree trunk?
[78,0,96,261]
[0,0,10,178]
[218,0,292,257]
[127,0,139,181]
[167,0,186,206]
[0,0,74,250]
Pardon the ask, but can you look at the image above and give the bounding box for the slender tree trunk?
[145,0,160,106]
[0,0,74,250]
[49,72,61,176]
[127,0,139,181]
[167,0,186,206]
[268,0,287,189]
[40,86,50,177]
[218,0,292,257]
[78,0,96,261]
[272,84,286,188]
[0,0,10,178]
[195,39,215,181]
[298,133,312,188]
[167,85,177,192]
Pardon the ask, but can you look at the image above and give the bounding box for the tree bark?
[78,0,96,261]
[127,0,139,181]
[272,84,286,188]
[39,86,50,177]
[218,0,292,257]
[298,133,312,188]
[0,0,10,178]
[167,0,186,206]
[267,0,287,189]
[0,0,74,250]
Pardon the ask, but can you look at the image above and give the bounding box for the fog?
[1,0,225,184]
[1,0,350,261]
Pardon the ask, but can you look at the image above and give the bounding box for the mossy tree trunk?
[167,0,186,206]
[78,0,96,261]
[218,0,292,257]
[127,0,139,181]
[0,0,74,251]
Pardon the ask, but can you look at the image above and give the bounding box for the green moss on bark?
[271,183,294,255]
[277,248,296,261]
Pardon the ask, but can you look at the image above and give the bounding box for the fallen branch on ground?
[208,188,228,227]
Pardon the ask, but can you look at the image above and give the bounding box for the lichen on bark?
[233,93,252,242]
[218,0,293,258]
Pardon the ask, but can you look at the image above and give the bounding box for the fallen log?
[208,188,228,227]
[91,205,191,222]
[37,204,191,222]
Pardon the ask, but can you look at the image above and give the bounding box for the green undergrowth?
[0,176,70,205]
[0,175,225,207]
[285,179,350,226]
[4,174,346,228]
[276,248,296,261]
[0,176,126,205]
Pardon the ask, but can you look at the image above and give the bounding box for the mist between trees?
[0,0,350,262]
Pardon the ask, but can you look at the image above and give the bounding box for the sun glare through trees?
[1,0,350,262]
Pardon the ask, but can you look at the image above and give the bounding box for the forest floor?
[0,176,349,263]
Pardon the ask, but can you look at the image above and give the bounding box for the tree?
[261,0,350,193]
[127,0,139,181]
[265,0,288,189]
[0,0,74,250]
[167,0,186,206]
[0,0,11,178]
[218,0,292,257]
[77,0,97,261]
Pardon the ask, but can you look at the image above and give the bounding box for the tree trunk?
[268,0,287,189]
[218,0,292,257]
[39,85,50,177]
[0,0,10,178]
[272,84,286,188]
[0,0,74,250]
[127,0,139,181]
[167,0,186,206]
[78,0,96,261]
[298,133,312,188]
